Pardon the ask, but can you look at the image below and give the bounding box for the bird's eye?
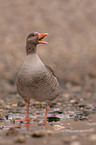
[27,33,35,40]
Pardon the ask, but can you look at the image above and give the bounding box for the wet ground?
[0,76,96,145]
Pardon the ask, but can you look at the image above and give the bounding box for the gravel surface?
[0,77,96,145]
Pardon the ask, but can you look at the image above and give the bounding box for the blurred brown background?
[0,0,96,94]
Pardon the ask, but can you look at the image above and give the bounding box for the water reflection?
[13,120,48,131]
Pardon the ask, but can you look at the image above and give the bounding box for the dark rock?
[47,116,60,122]
[77,104,86,108]
[53,111,63,114]
[5,115,9,120]
[32,130,54,137]
[6,127,19,136]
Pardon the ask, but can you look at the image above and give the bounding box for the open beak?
[38,33,48,44]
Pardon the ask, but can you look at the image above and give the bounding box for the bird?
[16,32,60,124]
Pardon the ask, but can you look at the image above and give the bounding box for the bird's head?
[26,32,48,55]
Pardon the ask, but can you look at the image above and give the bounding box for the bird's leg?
[15,102,31,122]
[24,102,31,121]
[43,105,50,124]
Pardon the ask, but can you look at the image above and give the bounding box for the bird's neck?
[26,43,37,55]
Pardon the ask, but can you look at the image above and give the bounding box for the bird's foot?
[43,119,47,124]
[15,116,31,123]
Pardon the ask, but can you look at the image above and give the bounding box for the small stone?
[70,99,78,104]
[67,123,70,126]
[0,126,4,130]
[32,130,54,137]
[0,115,4,120]
[0,100,4,106]
[33,119,40,123]
[32,113,37,116]
[14,125,21,129]
[71,141,81,145]
[0,109,5,114]
[53,125,65,130]
[80,98,84,102]
[57,102,61,106]
[89,134,96,141]
[11,119,15,124]
[14,136,26,143]
[6,127,19,136]
[12,104,17,107]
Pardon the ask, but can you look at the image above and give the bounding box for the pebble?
[70,99,78,105]
[12,104,17,107]
[33,118,40,123]
[14,125,21,129]
[0,100,5,106]
[89,134,96,141]
[6,127,19,136]
[0,109,5,114]
[67,123,71,126]
[32,130,54,137]
[0,115,4,120]
[0,126,4,130]
[14,136,26,143]
[80,98,84,102]
[53,125,65,130]
[57,102,61,106]
[70,141,81,145]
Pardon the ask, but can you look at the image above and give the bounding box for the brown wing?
[45,65,56,77]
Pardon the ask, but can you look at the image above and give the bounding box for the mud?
[0,76,96,145]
